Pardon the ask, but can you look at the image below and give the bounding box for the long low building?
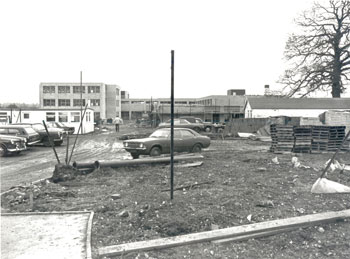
[245,97,350,118]
[0,108,95,134]
[121,95,246,123]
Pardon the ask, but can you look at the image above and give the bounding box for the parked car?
[180,116,225,132]
[123,128,210,159]
[0,125,41,145]
[158,118,204,132]
[12,123,65,146]
[46,121,75,135]
[0,134,27,157]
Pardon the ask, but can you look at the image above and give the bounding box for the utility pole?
[170,50,175,200]
[80,71,83,134]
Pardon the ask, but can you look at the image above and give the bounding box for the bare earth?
[1,124,350,258]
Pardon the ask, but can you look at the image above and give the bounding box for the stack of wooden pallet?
[311,126,330,152]
[311,126,346,152]
[293,126,312,153]
[328,126,346,151]
[270,125,294,153]
[270,125,349,154]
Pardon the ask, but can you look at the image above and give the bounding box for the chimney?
[264,85,270,95]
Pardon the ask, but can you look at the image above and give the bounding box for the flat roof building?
[39,82,121,122]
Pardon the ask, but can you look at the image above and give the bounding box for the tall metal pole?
[170,50,175,200]
[80,71,83,134]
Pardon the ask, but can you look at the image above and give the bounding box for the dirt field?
[1,124,350,258]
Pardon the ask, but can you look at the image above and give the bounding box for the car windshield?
[150,129,169,138]
[32,124,45,131]
[56,122,64,127]
[24,127,37,134]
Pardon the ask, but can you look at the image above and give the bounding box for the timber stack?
[270,125,349,154]
[270,125,294,153]
[293,126,312,153]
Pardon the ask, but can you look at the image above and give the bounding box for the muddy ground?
[1,124,350,258]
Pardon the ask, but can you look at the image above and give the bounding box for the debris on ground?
[51,164,81,183]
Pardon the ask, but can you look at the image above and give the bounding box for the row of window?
[43,99,101,107]
[45,112,92,123]
[43,85,101,94]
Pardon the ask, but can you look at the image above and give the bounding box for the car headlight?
[139,143,144,148]
[124,142,128,147]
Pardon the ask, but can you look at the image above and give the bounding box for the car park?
[158,118,204,132]
[0,125,41,146]
[12,123,65,146]
[0,134,27,157]
[46,121,75,135]
[123,127,210,159]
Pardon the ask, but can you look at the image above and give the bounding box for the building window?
[71,112,80,122]
[58,85,70,93]
[0,112,8,122]
[58,99,71,107]
[73,85,85,93]
[73,99,86,106]
[90,99,100,106]
[116,88,120,95]
[46,112,56,122]
[86,112,91,122]
[88,86,100,93]
[94,112,100,122]
[59,112,68,122]
[43,99,55,106]
[43,85,55,94]
[23,113,30,119]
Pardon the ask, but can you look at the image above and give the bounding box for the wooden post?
[65,134,70,165]
[42,120,61,164]
[170,50,175,200]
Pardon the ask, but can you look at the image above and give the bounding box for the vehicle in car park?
[46,121,75,135]
[0,134,27,157]
[12,123,65,146]
[123,127,211,159]
[0,125,41,146]
[158,118,204,132]
[180,116,225,132]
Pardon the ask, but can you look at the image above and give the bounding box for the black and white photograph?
[1,0,350,258]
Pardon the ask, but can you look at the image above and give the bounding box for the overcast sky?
[2,0,337,104]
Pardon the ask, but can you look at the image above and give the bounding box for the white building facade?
[245,97,350,118]
[39,82,121,122]
[0,108,95,134]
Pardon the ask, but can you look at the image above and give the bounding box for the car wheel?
[150,146,161,157]
[55,141,63,146]
[191,143,202,153]
[0,145,7,157]
[131,153,140,159]
[205,126,212,132]
[193,127,201,133]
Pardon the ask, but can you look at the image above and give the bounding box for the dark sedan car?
[158,118,204,132]
[12,123,65,146]
[46,122,75,135]
[0,134,27,157]
[0,125,41,145]
[123,128,210,159]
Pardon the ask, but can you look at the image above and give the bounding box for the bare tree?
[281,0,350,98]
